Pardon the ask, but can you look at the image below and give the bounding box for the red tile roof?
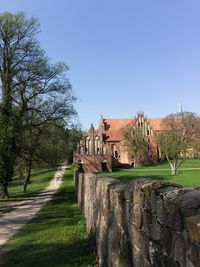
[103,119,133,141]
[147,118,162,131]
[103,118,162,141]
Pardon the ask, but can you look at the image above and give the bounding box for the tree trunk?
[1,182,9,198]
[23,158,33,192]
[166,156,177,175]
[133,157,136,167]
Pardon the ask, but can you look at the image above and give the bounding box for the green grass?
[0,168,56,204]
[0,169,96,267]
[98,159,200,187]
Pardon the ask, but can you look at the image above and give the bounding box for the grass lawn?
[0,169,96,267]
[0,168,56,204]
[98,159,200,187]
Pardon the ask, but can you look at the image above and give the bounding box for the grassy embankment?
[1,169,96,267]
[99,159,200,187]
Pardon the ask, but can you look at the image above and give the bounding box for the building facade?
[73,113,162,172]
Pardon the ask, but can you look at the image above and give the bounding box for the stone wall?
[74,172,200,267]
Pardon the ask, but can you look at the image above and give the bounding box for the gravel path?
[0,165,66,247]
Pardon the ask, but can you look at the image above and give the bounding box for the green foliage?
[122,124,149,166]
[66,128,82,163]
[158,130,187,160]
[71,162,80,172]
[0,12,77,197]
[157,111,200,174]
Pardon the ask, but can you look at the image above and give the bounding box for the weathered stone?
[151,217,162,241]
[166,202,183,231]
[160,226,172,252]
[75,172,200,267]
[155,195,166,223]
[130,224,140,249]
[181,207,200,218]
[149,243,166,267]
[176,189,200,209]
[187,242,200,267]
[132,203,143,229]
[172,233,186,266]
[142,209,152,234]
[132,247,151,267]
[107,183,133,267]
[165,257,180,267]
[186,214,200,243]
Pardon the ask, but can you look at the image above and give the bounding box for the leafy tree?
[0,12,76,198]
[37,123,68,167]
[65,127,82,163]
[157,112,200,175]
[122,123,149,167]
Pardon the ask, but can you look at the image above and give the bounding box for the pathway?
[0,165,66,247]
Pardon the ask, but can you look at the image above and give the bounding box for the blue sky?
[1,1,200,129]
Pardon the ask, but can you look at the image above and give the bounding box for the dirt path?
[0,165,66,247]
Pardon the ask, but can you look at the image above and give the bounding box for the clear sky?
[1,0,200,130]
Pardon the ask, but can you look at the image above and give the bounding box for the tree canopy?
[157,111,200,175]
[0,12,77,198]
[122,123,149,167]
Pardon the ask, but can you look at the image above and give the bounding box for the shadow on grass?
[2,241,96,267]
[1,172,96,267]
[8,168,56,188]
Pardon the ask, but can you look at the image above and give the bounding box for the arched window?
[94,136,100,154]
[86,137,91,155]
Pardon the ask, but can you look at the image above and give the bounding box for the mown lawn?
[0,169,96,267]
[98,159,200,187]
[0,168,56,204]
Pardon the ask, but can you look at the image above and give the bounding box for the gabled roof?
[104,119,133,131]
[147,118,162,131]
[103,118,162,141]
[102,119,133,141]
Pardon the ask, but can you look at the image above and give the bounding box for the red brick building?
[74,112,162,172]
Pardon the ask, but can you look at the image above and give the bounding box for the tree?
[122,123,149,167]
[157,111,200,175]
[37,123,68,167]
[0,12,76,198]
[65,127,82,163]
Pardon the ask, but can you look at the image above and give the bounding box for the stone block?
[186,241,200,267]
[151,217,162,241]
[155,195,166,223]
[75,172,200,267]
[171,233,186,266]
[186,214,200,242]
[166,202,183,231]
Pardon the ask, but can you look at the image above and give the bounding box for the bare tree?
[122,123,149,167]
[157,111,200,175]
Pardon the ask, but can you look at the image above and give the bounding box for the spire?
[178,99,183,114]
